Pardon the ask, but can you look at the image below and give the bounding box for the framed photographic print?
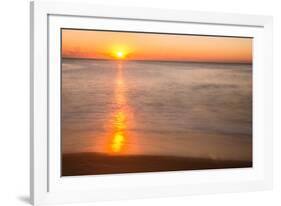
[30,0,273,205]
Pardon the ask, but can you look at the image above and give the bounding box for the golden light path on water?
[102,61,136,155]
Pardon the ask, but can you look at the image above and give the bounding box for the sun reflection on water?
[107,62,131,154]
[111,131,125,153]
[111,110,126,153]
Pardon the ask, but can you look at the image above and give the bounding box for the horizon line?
[61,57,252,65]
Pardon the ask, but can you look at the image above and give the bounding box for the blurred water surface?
[62,59,252,161]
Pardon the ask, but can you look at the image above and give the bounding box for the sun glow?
[116,51,124,59]
[111,46,130,60]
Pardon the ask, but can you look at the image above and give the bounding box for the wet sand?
[62,152,252,176]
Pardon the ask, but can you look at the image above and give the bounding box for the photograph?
[61,29,253,176]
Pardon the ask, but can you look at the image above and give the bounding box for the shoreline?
[62,152,252,176]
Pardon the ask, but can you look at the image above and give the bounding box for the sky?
[62,29,252,63]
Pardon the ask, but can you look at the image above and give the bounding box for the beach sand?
[62,152,252,176]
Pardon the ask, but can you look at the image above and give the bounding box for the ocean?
[62,58,252,163]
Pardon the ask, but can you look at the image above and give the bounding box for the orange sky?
[62,29,252,63]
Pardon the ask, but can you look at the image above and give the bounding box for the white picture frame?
[30,0,273,205]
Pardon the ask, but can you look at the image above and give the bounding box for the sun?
[110,46,129,59]
[115,51,125,59]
